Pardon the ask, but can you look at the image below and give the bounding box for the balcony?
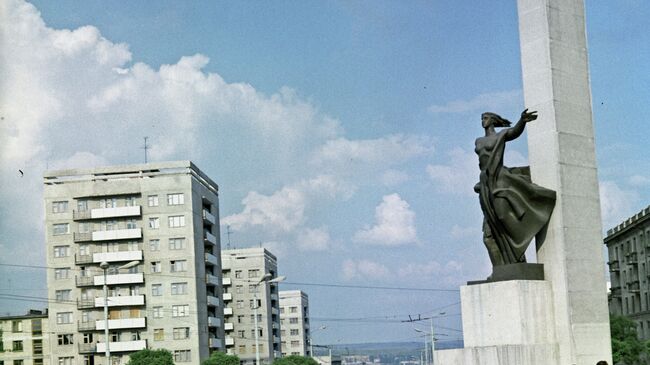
[273,335,280,343]
[95,295,145,308]
[207,295,220,307]
[206,274,219,286]
[208,317,221,328]
[205,253,219,266]
[78,321,97,331]
[205,231,217,245]
[74,232,93,243]
[78,343,97,354]
[76,276,95,287]
[611,287,622,297]
[74,206,141,221]
[608,260,620,272]
[270,293,278,301]
[77,299,95,309]
[628,252,639,265]
[225,337,235,346]
[203,210,216,225]
[223,293,232,301]
[224,322,234,331]
[96,317,146,330]
[209,337,223,349]
[93,250,143,264]
[75,254,94,265]
[628,281,641,293]
[92,228,142,242]
[271,307,279,315]
[223,307,233,316]
[222,277,232,286]
[95,273,144,286]
[97,340,147,353]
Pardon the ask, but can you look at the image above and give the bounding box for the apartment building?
[43,161,224,365]
[279,291,309,356]
[605,204,650,339]
[0,310,49,365]
[221,248,282,364]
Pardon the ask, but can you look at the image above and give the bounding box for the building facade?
[605,205,650,339]
[43,161,224,365]
[221,248,282,364]
[279,290,309,356]
[0,310,49,365]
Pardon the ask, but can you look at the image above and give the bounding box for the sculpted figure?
[474,109,556,266]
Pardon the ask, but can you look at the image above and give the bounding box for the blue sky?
[1,0,649,345]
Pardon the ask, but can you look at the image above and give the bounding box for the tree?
[611,315,645,365]
[272,355,319,365]
[202,351,240,365]
[126,349,174,365]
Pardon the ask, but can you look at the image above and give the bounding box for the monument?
[435,1,612,364]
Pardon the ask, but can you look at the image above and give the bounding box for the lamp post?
[100,260,140,365]
[414,312,445,365]
[309,325,327,358]
[414,329,428,365]
[253,273,286,365]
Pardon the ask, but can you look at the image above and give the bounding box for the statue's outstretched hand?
[521,108,538,123]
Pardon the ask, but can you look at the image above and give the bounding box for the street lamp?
[414,312,446,365]
[309,325,327,358]
[100,260,139,365]
[253,274,286,365]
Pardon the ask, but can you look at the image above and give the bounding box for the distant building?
[605,204,650,339]
[221,248,282,364]
[279,290,309,356]
[314,354,342,365]
[43,161,225,365]
[0,310,49,365]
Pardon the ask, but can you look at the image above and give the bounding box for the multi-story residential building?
[221,248,282,364]
[43,161,224,365]
[605,204,650,339]
[0,310,49,365]
[279,290,309,356]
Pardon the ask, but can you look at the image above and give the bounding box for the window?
[13,340,23,351]
[174,350,191,362]
[280,307,285,314]
[33,339,43,355]
[237,315,245,323]
[291,341,300,347]
[172,305,189,317]
[149,239,160,251]
[167,193,185,205]
[171,282,188,295]
[290,306,298,313]
[248,285,258,293]
[57,334,74,345]
[53,245,69,257]
[126,219,137,229]
[77,200,88,212]
[125,196,136,206]
[52,201,68,213]
[78,222,91,233]
[149,217,160,229]
[289,318,299,324]
[236,285,244,294]
[169,238,186,250]
[83,333,93,344]
[31,319,42,335]
[14,360,24,365]
[100,198,117,208]
[168,215,185,228]
[110,333,119,342]
[12,320,22,332]
[148,195,159,207]
[153,306,163,318]
[250,314,262,323]
[151,261,161,273]
[250,299,261,309]
[239,345,246,354]
[53,223,69,235]
[56,312,72,324]
[235,270,242,278]
[103,220,117,231]
[152,284,162,296]
[55,290,71,302]
[79,244,90,256]
[238,330,245,339]
[58,357,73,365]
[170,260,187,272]
[173,327,190,340]
[154,329,164,341]
[290,329,299,336]
[248,269,259,278]
[236,300,244,309]
[54,268,70,279]
[81,311,91,323]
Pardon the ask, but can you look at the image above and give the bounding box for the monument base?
[467,263,544,285]
[436,280,558,364]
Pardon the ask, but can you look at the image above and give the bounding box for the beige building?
[605,205,650,339]
[279,291,309,356]
[43,161,225,365]
[221,248,282,364]
[0,310,49,365]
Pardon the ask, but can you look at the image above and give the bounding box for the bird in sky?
[18,169,23,177]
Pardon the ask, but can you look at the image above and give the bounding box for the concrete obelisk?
[518,0,612,364]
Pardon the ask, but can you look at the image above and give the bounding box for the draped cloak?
[476,131,556,264]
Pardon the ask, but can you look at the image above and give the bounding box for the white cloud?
[426,147,477,196]
[296,227,331,251]
[341,259,391,281]
[429,90,522,114]
[600,180,640,230]
[380,169,410,187]
[353,193,418,246]
[629,175,650,187]
[450,224,480,239]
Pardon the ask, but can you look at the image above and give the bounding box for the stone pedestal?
[435,280,559,364]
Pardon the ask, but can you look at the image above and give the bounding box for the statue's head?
[482,112,511,128]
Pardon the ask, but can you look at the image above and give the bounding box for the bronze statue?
[474,109,556,267]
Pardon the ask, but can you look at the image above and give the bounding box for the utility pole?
[142,136,150,163]
[430,318,435,365]
[226,225,232,249]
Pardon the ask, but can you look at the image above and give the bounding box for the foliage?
[611,315,645,365]
[202,351,240,365]
[272,355,319,365]
[126,349,174,365]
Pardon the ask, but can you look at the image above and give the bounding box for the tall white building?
[221,248,282,364]
[43,161,225,365]
[279,291,309,357]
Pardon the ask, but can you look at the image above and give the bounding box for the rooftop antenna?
[226,225,233,250]
[142,136,150,163]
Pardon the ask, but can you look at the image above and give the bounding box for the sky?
[1,0,650,346]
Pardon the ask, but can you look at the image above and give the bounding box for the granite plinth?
[467,263,544,285]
